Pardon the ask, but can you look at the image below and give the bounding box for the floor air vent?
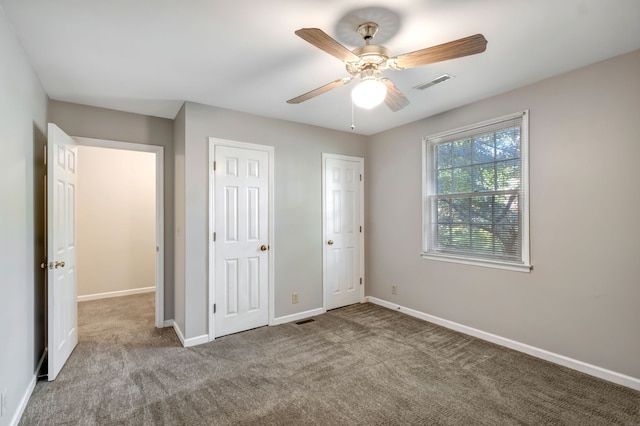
[295,319,315,325]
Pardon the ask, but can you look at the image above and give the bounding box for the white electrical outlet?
[391,284,398,295]
[292,292,299,304]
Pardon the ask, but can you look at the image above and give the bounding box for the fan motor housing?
[347,44,390,75]
[353,44,390,63]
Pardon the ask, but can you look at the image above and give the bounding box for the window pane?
[470,225,494,255]
[493,225,521,259]
[472,164,496,192]
[437,224,452,247]
[496,160,520,190]
[450,225,470,250]
[452,139,472,167]
[450,198,470,223]
[471,195,521,257]
[472,134,494,164]
[452,167,472,193]
[470,195,493,224]
[437,169,452,194]
[436,143,452,169]
[496,127,520,160]
[432,194,522,261]
[493,194,519,225]
[437,199,451,223]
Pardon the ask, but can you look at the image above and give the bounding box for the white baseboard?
[172,321,186,346]
[272,307,325,326]
[183,334,209,347]
[171,321,208,347]
[163,319,174,328]
[12,374,36,426]
[366,296,640,391]
[77,286,155,302]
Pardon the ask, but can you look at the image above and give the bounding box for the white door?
[47,123,78,380]
[213,144,270,337]
[323,154,364,310]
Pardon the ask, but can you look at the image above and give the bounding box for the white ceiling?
[2,0,640,135]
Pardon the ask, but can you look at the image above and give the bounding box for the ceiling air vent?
[413,74,455,90]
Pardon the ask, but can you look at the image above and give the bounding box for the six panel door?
[214,145,270,337]
[324,156,363,310]
[47,123,78,380]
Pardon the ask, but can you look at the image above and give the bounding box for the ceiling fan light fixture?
[351,77,387,109]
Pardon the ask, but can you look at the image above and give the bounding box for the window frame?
[421,111,531,272]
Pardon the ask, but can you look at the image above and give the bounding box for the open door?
[46,123,78,380]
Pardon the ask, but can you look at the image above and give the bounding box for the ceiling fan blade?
[381,78,410,112]
[392,34,487,70]
[295,28,361,64]
[287,77,354,104]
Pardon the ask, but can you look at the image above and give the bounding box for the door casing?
[208,138,275,341]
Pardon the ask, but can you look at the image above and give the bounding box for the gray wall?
[0,6,48,425]
[48,100,175,320]
[173,104,186,332]
[365,49,640,379]
[177,102,367,338]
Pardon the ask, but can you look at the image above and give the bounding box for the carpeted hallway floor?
[20,293,640,425]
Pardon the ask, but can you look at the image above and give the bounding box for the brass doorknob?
[260,245,268,251]
[55,260,65,268]
[327,240,334,245]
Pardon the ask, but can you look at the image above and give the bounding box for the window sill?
[421,253,532,273]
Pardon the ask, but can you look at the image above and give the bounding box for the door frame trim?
[322,153,365,310]
[73,137,165,328]
[208,138,275,342]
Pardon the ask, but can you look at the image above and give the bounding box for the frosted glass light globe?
[351,78,387,109]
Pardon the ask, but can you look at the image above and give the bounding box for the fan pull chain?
[350,100,356,131]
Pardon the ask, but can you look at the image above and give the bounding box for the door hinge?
[360,277,363,285]
[360,174,362,181]
[213,303,216,314]
[213,161,216,171]
[360,226,362,233]
[213,232,216,242]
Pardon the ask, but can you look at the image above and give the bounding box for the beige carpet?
[20,293,640,425]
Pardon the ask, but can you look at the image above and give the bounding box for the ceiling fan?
[287,22,487,111]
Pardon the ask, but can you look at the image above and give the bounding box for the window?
[422,111,531,272]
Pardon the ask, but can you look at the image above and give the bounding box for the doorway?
[44,127,165,380]
[73,137,165,328]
